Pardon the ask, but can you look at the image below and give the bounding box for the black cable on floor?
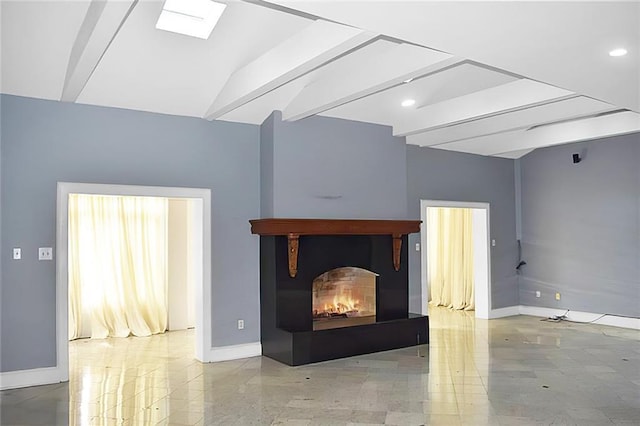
[542,311,639,324]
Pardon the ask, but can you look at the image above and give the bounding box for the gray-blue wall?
[260,112,275,218]
[406,145,519,313]
[261,112,408,219]
[4,91,636,376]
[0,95,261,372]
[518,133,640,316]
[0,95,3,345]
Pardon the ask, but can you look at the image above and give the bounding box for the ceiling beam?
[393,79,575,137]
[406,97,617,147]
[435,111,640,156]
[282,43,461,121]
[204,20,376,121]
[61,0,138,102]
[494,148,536,159]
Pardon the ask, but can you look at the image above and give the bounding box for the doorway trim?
[420,200,492,319]
[56,182,211,383]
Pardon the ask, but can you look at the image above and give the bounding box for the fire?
[312,267,377,323]
[313,293,362,319]
[323,295,360,314]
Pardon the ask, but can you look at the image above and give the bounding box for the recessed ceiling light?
[401,99,416,107]
[156,0,227,40]
[609,48,628,57]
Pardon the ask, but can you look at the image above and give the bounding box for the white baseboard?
[1,342,263,390]
[519,305,570,320]
[0,366,67,391]
[488,305,639,330]
[595,315,640,330]
[204,342,262,363]
[518,305,640,330]
[489,306,520,318]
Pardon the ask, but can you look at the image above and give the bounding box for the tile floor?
[1,308,639,425]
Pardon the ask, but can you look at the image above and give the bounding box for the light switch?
[38,247,53,260]
[13,248,21,260]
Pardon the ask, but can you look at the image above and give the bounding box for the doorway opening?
[67,194,197,340]
[56,183,211,383]
[420,200,491,319]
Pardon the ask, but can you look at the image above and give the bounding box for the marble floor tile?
[1,307,638,425]
[383,411,425,425]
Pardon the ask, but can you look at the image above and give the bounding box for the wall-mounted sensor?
[572,153,581,164]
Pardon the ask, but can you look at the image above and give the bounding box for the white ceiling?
[1,0,639,158]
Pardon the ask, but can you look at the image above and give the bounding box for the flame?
[318,294,360,315]
[312,268,377,321]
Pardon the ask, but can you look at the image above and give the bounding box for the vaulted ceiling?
[1,0,638,158]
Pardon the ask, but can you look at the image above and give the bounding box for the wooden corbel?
[392,233,402,271]
[287,233,300,278]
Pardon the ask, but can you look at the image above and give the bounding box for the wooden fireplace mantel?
[250,219,421,277]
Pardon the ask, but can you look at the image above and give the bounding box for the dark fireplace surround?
[251,219,429,366]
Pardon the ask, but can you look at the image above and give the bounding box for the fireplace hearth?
[251,218,429,366]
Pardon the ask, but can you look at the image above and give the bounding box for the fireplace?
[312,267,377,330]
[251,218,429,366]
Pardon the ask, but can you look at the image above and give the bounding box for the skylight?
[609,48,628,57]
[156,0,227,40]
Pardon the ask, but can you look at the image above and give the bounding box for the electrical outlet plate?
[237,319,244,330]
[38,247,53,260]
[535,291,541,298]
[13,248,21,260]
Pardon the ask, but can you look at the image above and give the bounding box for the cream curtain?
[68,194,169,340]
[427,207,475,310]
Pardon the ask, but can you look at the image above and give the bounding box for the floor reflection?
[1,308,638,425]
[68,331,204,425]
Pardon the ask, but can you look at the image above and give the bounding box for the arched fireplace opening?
[312,267,377,330]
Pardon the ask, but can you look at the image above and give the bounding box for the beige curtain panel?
[427,207,475,311]
[68,194,169,340]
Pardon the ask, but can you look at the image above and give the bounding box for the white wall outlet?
[535,291,541,298]
[12,248,21,260]
[555,292,561,301]
[415,243,420,251]
[38,247,53,260]
[491,239,496,247]
[237,319,244,330]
